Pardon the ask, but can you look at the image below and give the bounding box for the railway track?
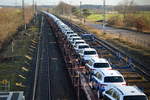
[42,12,150,100]
[61,19,150,98]
[62,19,150,77]
[32,16,51,100]
[32,15,76,100]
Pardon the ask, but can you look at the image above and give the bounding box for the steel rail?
[32,15,43,100]
[61,18,150,80]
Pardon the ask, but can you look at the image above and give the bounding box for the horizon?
[0,0,150,6]
[0,4,150,6]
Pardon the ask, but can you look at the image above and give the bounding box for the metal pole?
[69,0,72,21]
[22,0,24,18]
[102,0,106,33]
[33,0,36,24]
[15,0,17,8]
[22,0,26,30]
[80,1,82,23]
[33,0,35,12]
[77,72,80,100]
[12,40,14,53]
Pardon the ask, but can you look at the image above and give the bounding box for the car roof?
[74,40,85,42]
[66,31,74,32]
[77,43,89,46]
[114,86,146,96]
[68,33,78,36]
[62,29,72,32]
[82,48,96,51]
[63,28,72,31]
[71,36,81,39]
[96,69,122,77]
[91,57,109,63]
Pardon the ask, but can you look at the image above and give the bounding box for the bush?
[142,15,150,31]
[0,8,34,49]
[106,13,150,32]
[107,15,124,26]
[124,15,136,27]
[134,16,145,32]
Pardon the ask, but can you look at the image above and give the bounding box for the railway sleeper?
[125,77,143,80]
[53,16,150,100]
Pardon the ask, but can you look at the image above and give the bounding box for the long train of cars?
[42,11,148,100]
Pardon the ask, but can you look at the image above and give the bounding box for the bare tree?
[114,0,147,32]
[54,2,75,15]
[115,0,137,19]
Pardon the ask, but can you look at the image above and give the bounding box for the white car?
[74,43,90,53]
[61,28,72,34]
[79,48,99,64]
[103,86,148,100]
[69,36,82,45]
[67,33,78,39]
[64,30,74,36]
[90,69,126,98]
[85,57,112,73]
[73,40,86,47]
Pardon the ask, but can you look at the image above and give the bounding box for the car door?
[103,89,115,100]
[103,95,113,100]
[112,90,120,100]
[86,60,92,69]
[92,72,102,89]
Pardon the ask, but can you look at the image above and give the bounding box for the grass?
[87,14,103,21]
[77,21,150,65]
[0,8,35,91]
[62,14,150,50]
[87,13,123,21]
[75,22,150,70]
[87,12,150,21]
[0,8,23,46]
[0,7,34,49]
[0,25,39,90]
[86,12,150,32]
[69,15,150,52]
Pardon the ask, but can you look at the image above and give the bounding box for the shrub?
[134,16,145,32]
[108,15,124,26]
[0,8,34,49]
[124,14,136,27]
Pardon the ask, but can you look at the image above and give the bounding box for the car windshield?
[124,95,147,100]
[104,76,123,82]
[84,51,96,55]
[75,42,84,45]
[73,38,81,41]
[79,45,89,49]
[94,63,110,68]
[67,32,73,34]
[70,35,77,37]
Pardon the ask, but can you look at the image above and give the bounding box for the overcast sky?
[0,0,150,6]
